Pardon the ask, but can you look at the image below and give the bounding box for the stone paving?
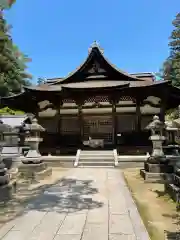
[0,168,150,240]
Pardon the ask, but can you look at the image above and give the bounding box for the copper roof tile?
[61,81,130,89]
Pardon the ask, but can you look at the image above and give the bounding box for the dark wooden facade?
[2,42,180,155]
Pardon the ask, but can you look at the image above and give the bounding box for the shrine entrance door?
[83,115,113,146]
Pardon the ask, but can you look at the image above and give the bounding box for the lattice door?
[83,116,113,143]
[117,115,136,132]
[61,116,79,135]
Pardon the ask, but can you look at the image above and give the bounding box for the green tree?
[161,13,180,120]
[37,77,45,85]
[0,0,16,9]
[163,13,180,86]
[12,44,32,85]
[0,10,32,97]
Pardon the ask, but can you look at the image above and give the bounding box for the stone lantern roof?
[0,120,12,133]
[146,115,165,131]
[26,118,45,132]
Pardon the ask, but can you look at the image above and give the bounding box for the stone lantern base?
[164,163,180,202]
[0,168,17,202]
[18,159,52,181]
[164,172,180,202]
[0,180,17,202]
[140,157,174,183]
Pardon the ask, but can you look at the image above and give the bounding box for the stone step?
[78,165,114,168]
[80,152,113,157]
[78,161,114,166]
[79,156,114,160]
[80,156,114,160]
[80,150,113,155]
[77,150,115,167]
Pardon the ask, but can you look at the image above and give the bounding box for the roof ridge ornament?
[88,41,104,54]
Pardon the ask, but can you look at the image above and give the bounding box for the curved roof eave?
[21,79,170,93]
[102,54,143,81]
[61,82,130,90]
[132,80,170,88]
[50,45,145,86]
[23,85,62,92]
[0,90,25,100]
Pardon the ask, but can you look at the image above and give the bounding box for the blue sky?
[5,0,179,83]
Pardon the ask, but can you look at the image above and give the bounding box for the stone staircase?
[77,150,115,167]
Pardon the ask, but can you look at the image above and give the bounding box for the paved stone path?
[0,168,150,240]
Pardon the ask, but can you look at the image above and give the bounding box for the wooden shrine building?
[2,42,180,154]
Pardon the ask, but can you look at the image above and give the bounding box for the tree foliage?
[0,106,24,115]
[162,13,180,86]
[0,13,31,97]
[0,0,16,10]
[166,108,179,121]
[158,13,180,120]
[0,1,32,97]
[37,77,45,85]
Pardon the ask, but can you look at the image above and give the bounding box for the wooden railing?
[113,149,118,167]
[74,149,81,167]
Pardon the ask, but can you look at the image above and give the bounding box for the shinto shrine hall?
[2,42,180,154]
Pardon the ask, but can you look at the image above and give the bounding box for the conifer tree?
[164,13,180,86]
[0,2,32,97]
[0,0,16,9]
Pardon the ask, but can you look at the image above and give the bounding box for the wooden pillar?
[160,100,166,122]
[112,99,117,146]
[58,97,63,146]
[135,98,141,132]
[159,89,168,122]
[77,101,83,147]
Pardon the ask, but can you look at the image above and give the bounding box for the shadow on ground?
[0,177,103,226]
[163,214,180,239]
[26,178,103,213]
[153,189,167,198]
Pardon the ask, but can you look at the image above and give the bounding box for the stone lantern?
[22,118,45,163]
[0,120,10,186]
[164,120,180,156]
[147,115,166,163]
[140,115,173,182]
[18,118,52,180]
[0,121,16,201]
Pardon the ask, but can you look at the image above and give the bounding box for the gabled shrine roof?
[48,41,146,86]
[61,81,130,89]
[23,41,169,91]
[60,79,168,89]
[45,72,154,84]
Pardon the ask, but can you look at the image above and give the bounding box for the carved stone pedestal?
[0,180,17,202]
[0,120,19,202]
[164,161,180,202]
[18,161,52,181]
[144,162,173,173]
[0,160,17,202]
[165,173,180,202]
[140,162,173,183]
